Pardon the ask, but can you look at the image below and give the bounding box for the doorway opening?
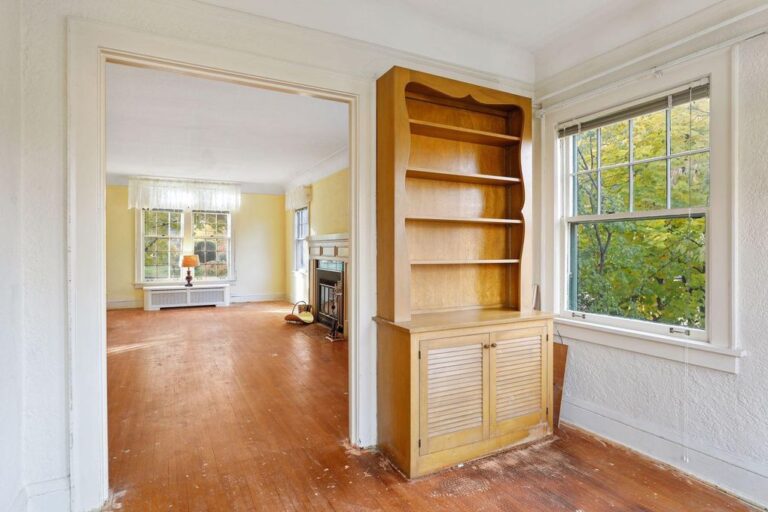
[103,60,353,508]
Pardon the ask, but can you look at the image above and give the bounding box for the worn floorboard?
[107,302,754,511]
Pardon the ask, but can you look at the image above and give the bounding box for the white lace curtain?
[128,177,241,211]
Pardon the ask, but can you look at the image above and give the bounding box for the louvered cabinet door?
[419,333,489,455]
[489,326,547,437]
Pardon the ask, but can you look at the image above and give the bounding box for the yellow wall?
[286,168,350,303]
[310,168,350,236]
[106,187,286,307]
[231,193,286,300]
[106,186,143,306]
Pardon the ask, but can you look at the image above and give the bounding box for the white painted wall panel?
[17,1,533,510]
[558,35,768,507]
[0,0,24,510]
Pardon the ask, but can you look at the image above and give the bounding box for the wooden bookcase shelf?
[406,215,522,225]
[376,67,551,479]
[406,166,521,185]
[409,119,521,146]
[410,259,520,265]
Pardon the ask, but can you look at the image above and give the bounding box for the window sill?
[554,317,745,373]
[134,279,235,288]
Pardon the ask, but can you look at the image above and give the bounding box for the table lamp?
[182,254,200,287]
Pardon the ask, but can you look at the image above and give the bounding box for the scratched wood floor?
[106,302,753,512]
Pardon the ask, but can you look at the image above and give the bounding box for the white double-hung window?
[192,211,232,279]
[294,207,309,272]
[138,209,233,283]
[559,82,711,341]
[141,209,184,282]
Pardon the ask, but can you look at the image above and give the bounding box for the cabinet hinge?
[418,439,421,448]
[546,333,549,341]
[418,350,421,360]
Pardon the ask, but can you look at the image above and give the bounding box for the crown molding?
[284,145,348,190]
[535,0,768,108]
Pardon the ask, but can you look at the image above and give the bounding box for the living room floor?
[106,302,753,511]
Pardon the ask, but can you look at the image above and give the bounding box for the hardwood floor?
[107,302,753,511]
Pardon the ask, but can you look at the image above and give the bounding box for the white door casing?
[68,20,375,512]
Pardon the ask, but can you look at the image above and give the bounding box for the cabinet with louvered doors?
[376,312,552,478]
[490,325,548,438]
[419,333,489,456]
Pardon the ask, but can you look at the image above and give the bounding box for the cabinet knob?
[483,344,490,349]
[491,343,497,348]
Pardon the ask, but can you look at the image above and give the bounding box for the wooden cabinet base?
[413,423,548,477]
[376,310,553,478]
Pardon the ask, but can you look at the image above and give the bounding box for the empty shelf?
[406,167,520,185]
[409,119,521,146]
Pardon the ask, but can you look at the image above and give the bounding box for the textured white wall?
[15,0,768,509]
[559,35,768,506]
[0,0,24,509]
[16,1,534,509]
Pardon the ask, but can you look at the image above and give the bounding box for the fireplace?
[316,261,344,332]
[307,233,349,339]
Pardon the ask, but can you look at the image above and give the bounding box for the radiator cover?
[143,284,231,311]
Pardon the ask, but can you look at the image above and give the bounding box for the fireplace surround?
[307,233,349,336]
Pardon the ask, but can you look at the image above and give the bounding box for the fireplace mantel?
[308,233,349,261]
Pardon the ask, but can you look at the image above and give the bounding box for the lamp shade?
[181,254,200,268]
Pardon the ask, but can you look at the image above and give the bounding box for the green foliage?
[573,218,706,328]
[570,99,709,329]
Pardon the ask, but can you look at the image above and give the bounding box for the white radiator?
[143,284,230,311]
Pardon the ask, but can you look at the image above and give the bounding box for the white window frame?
[294,207,309,273]
[135,209,235,285]
[191,210,235,282]
[539,49,744,373]
[137,208,185,283]
[560,89,710,343]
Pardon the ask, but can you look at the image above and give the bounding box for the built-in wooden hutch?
[375,66,553,477]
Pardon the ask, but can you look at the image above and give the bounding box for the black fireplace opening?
[316,264,344,332]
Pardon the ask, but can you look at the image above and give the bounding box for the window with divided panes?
[294,207,309,272]
[139,209,232,283]
[193,211,232,279]
[559,83,709,337]
[142,209,184,281]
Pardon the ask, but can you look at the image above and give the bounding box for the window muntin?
[142,209,183,281]
[294,207,309,272]
[562,91,710,335]
[193,211,231,280]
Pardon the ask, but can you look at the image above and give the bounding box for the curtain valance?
[128,177,241,211]
[285,185,312,210]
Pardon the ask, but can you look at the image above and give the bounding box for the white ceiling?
[106,63,349,194]
[200,0,724,80]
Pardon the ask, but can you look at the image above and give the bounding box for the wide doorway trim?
[68,20,375,512]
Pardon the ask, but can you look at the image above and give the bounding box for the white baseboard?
[230,293,286,303]
[107,294,285,309]
[562,397,768,509]
[106,299,142,310]
[22,477,70,512]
